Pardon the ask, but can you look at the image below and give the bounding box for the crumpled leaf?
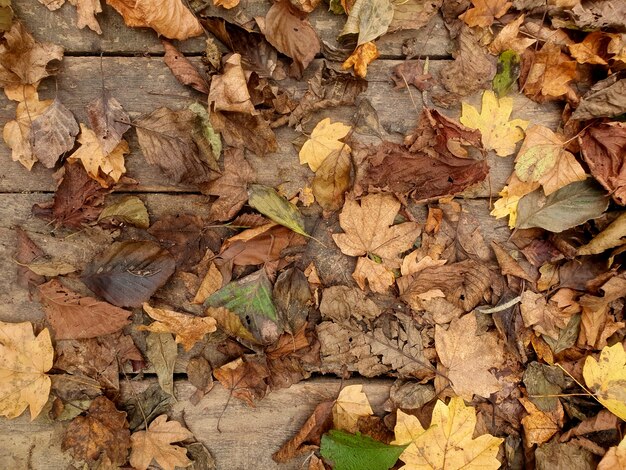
[556,0,626,32]
[321,430,407,470]
[572,77,626,121]
[81,241,176,308]
[342,41,379,78]
[519,397,560,446]
[213,356,269,406]
[488,15,536,55]
[583,342,626,421]
[38,279,132,340]
[145,332,177,397]
[86,90,131,155]
[264,0,320,77]
[106,0,202,40]
[435,312,504,399]
[333,385,373,433]
[97,195,150,228]
[39,0,103,34]
[392,398,504,470]
[210,110,277,157]
[300,118,351,171]
[208,53,256,114]
[520,42,576,99]
[129,414,193,470]
[391,60,432,92]
[248,184,308,236]
[339,0,394,45]
[515,180,609,232]
[461,0,511,27]
[122,384,173,432]
[312,146,352,212]
[578,212,626,255]
[460,90,528,157]
[62,396,130,467]
[139,304,217,352]
[0,22,63,87]
[162,39,209,94]
[0,321,53,420]
[520,291,572,340]
[30,99,79,169]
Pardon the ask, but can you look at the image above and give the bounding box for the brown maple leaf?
[129,414,193,470]
[461,0,512,28]
[213,356,270,406]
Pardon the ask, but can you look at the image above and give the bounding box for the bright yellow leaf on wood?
[392,398,504,470]
[342,41,380,78]
[333,384,373,433]
[460,90,528,157]
[491,173,539,227]
[299,118,351,171]
[583,342,626,421]
[67,124,128,187]
[0,321,53,420]
[139,303,217,352]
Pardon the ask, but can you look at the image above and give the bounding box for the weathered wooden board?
[0,57,560,195]
[15,0,452,57]
[0,378,393,470]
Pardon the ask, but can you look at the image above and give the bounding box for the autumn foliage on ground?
[0,0,625,468]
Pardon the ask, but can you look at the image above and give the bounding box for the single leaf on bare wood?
[342,41,379,78]
[461,0,511,28]
[162,39,209,94]
[312,146,353,212]
[264,0,320,78]
[62,396,130,467]
[130,414,193,470]
[30,99,79,169]
[38,279,132,340]
[435,312,504,399]
[0,22,63,87]
[145,332,177,397]
[81,241,176,308]
[86,90,131,154]
[0,321,53,420]
[106,0,202,40]
[213,357,269,406]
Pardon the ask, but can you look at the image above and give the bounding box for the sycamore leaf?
[321,430,407,470]
[130,414,193,470]
[460,90,528,157]
[97,195,150,229]
[342,41,380,78]
[392,398,504,470]
[578,212,626,256]
[352,256,395,294]
[299,118,351,171]
[247,184,308,237]
[461,0,511,28]
[519,397,560,446]
[339,0,394,46]
[139,304,217,352]
[333,385,373,433]
[520,42,576,98]
[106,0,202,40]
[583,343,626,421]
[0,321,53,420]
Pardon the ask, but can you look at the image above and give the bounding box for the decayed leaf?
[320,430,407,470]
[38,279,132,340]
[435,312,504,399]
[210,110,277,157]
[342,41,379,78]
[208,54,255,114]
[122,384,173,432]
[519,397,560,446]
[391,60,432,92]
[515,180,609,232]
[67,124,129,187]
[264,0,320,77]
[0,321,53,420]
[62,396,130,467]
[578,276,626,351]
[312,146,352,212]
[129,414,193,470]
[461,0,511,27]
[248,184,308,237]
[145,332,177,397]
[30,99,79,169]
[81,241,176,308]
[488,15,536,55]
[572,77,626,121]
[106,0,202,40]
[460,90,528,157]
[162,40,209,94]
[39,0,103,34]
[98,195,150,228]
[206,306,258,344]
[520,291,572,340]
[86,90,131,155]
[520,42,576,99]
[299,118,351,171]
[392,398,504,470]
[491,241,534,281]
[339,0,394,45]
[333,385,373,433]
[578,212,626,256]
[139,304,217,352]
[583,343,626,421]
[0,22,63,87]
[213,357,269,406]
[389,0,442,32]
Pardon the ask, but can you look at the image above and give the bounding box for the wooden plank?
[0,58,561,195]
[0,377,393,470]
[15,0,452,57]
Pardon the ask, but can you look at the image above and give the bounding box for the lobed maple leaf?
[461,0,511,28]
[332,385,374,433]
[299,118,351,171]
[583,342,626,421]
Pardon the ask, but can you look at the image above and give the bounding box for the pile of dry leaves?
[0,0,625,468]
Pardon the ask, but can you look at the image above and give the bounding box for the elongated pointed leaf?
[247,184,308,236]
[320,430,407,470]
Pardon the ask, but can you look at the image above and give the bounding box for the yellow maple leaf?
[67,123,128,187]
[461,0,512,28]
[0,321,54,420]
[460,90,528,157]
[491,174,539,227]
[392,398,504,470]
[332,384,373,433]
[342,41,380,78]
[299,118,351,171]
[583,342,626,421]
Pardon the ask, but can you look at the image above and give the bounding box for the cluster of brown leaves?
[1,0,626,469]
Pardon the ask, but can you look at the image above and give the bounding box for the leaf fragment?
[583,343,626,421]
[321,430,407,470]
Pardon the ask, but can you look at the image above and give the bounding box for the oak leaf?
[130,414,193,470]
[106,0,202,40]
[392,398,504,469]
[139,303,217,352]
[299,118,351,171]
[0,321,53,420]
[342,41,379,78]
[461,0,511,28]
[333,385,374,433]
[460,90,528,157]
[583,342,626,421]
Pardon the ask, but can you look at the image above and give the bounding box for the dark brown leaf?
[213,356,269,406]
[187,356,214,405]
[30,99,79,168]
[86,90,131,154]
[121,384,173,432]
[571,74,625,121]
[391,60,433,91]
[162,39,209,94]
[81,241,176,307]
[15,227,46,292]
[273,267,311,334]
[210,110,277,157]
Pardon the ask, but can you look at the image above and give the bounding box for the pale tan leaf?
[333,384,373,433]
[130,414,193,470]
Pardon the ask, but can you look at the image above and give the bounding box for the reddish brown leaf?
[15,227,46,292]
[86,90,131,155]
[162,39,209,94]
[210,110,277,157]
[213,356,269,406]
[391,60,433,91]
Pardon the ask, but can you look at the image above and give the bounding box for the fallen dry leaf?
[86,90,131,155]
[130,414,194,470]
[490,173,540,228]
[339,0,394,45]
[352,255,396,294]
[299,118,351,171]
[389,0,442,32]
[342,41,379,78]
[30,99,79,169]
[213,0,239,9]
[520,42,576,99]
[461,0,511,28]
[333,385,373,434]
[578,212,626,256]
[520,291,572,340]
[210,110,277,157]
[519,396,560,445]
[15,227,46,293]
[162,40,209,94]
[145,332,177,397]
[488,15,536,55]
[391,60,432,91]
[583,342,626,421]
[312,145,352,212]
[213,356,269,406]
[0,320,53,419]
[598,435,626,470]
[208,53,256,114]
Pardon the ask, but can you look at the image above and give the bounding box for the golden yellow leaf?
[342,41,380,78]
[583,342,626,421]
[129,414,194,470]
[491,173,540,227]
[333,384,373,433]
[460,90,528,157]
[521,42,576,98]
[67,124,128,187]
[299,118,351,171]
[569,31,617,65]
[0,321,53,420]
[352,256,395,294]
[139,303,217,352]
[392,398,504,470]
[519,397,560,445]
[461,0,511,28]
